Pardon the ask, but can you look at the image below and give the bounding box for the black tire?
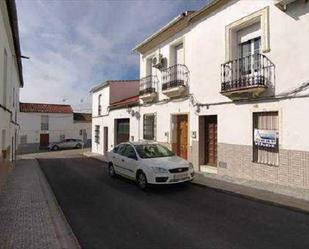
[75,143,82,149]
[108,164,116,178]
[136,171,148,190]
[52,145,59,151]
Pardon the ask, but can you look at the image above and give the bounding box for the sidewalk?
[83,151,107,162]
[0,159,80,249]
[194,172,309,213]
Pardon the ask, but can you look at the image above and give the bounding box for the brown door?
[104,127,108,152]
[40,134,49,148]
[205,116,217,166]
[177,115,188,160]
[116,119,130,145]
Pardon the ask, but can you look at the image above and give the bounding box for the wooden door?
[104,127,108,152]
[40,134,49,148]
[205,116,217,166]
[177,115,188,160]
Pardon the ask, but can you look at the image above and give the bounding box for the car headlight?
[152,167,168,174]
[188,163,194,170]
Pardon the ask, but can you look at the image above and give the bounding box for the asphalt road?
[39,156,309,249]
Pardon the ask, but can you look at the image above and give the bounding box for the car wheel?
[108,163,116,178]
[75,143,82,149]
[137,171,148,190]
[52,145,59,151]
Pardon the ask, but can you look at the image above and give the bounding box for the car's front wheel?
[52,145,59,151]
[108,163,116,178]
[136,171,148,190]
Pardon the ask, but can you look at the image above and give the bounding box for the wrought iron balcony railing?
[221,54,274,93]
[162,64,189,91]
[139,75,158,95]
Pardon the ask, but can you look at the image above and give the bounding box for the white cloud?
[16,0,207,112]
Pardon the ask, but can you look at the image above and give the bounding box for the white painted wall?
[91,0,309,159]
[0,2,22,161]
[18,113,92,146]
[73,121,92,143]
[137,0,309,152]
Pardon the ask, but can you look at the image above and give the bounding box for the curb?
[35,159,81,249]
[192,173,309,215]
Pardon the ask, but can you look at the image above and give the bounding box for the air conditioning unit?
[152,53,164,69]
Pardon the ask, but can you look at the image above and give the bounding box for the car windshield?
[134,144,175,159]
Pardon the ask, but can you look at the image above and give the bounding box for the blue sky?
[16,0,208,112]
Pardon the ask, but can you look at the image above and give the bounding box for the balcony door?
[239,37,261,76]
[175,43,184,65]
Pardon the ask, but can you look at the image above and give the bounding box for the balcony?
[221,54,274,98]
[162,64,189,98]
[139,75,158,103]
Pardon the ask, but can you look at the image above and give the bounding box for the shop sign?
[254,129,278,148]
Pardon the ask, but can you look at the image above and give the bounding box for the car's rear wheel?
[108,163,116,178]
[52,145,59,151]
[75,143,82,149]
[137,171,147,190]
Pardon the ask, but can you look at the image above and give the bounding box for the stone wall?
[218,143,309,189]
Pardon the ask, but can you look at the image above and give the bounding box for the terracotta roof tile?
[20,103,73,113]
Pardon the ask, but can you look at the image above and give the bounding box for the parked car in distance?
[107,141,194,190]
[48,139,84,151]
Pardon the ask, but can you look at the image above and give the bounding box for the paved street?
[38,156,309,249]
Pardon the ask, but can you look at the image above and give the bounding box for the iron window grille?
[143,114,156,141]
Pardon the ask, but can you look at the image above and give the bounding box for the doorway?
[199,115,217,167]
[172,114,188,160]
[115,119,130,145]
[40,134,49,148]
[104,127,108,153]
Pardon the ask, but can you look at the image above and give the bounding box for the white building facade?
[18,103,92,153]
[0,0,23,167]
[92,0,309,189]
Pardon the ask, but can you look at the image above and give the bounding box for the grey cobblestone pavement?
[0,159,80,249]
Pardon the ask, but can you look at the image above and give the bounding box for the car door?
[62,139,72,149]
[57,139,67,149]
[111,144,126,175]
[119,144,138,179]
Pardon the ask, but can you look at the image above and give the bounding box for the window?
[60,134,65,141]
[3,49,8,106]
[135,144,174,159]
[95,125,100,144]
[225,7,269,61]
[143,114,156,140]
[120,144,137,159]
[98,94,102,115]
[20,135,27,144]
[41,115,49,130]
[239,37,261,75]
[253,112,279,166]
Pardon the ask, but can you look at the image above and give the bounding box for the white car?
[107,141,194,189]
[48,139,84,151]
